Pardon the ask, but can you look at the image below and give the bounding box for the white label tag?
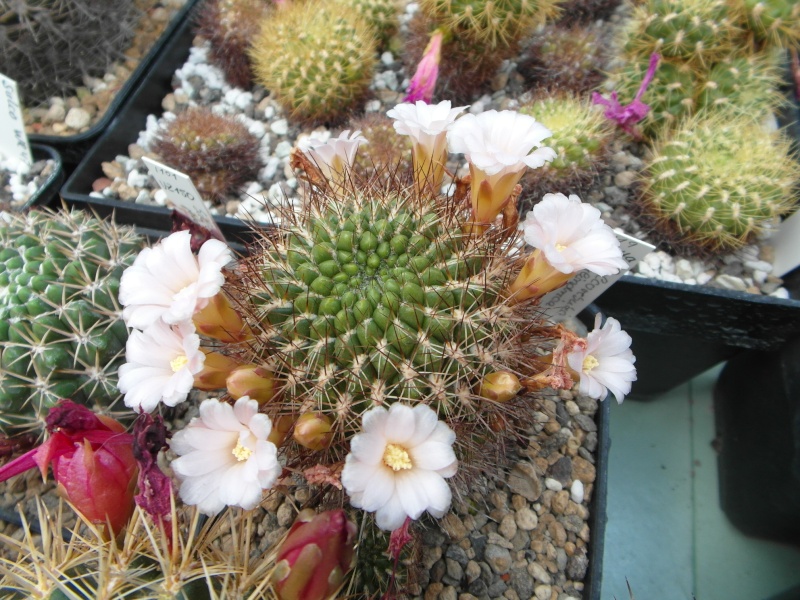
[142,157,225,241]
[768,209,800,277]
[538,232,656,320]
[0,73,33,167]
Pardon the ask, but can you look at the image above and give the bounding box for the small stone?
[528,562,552,584]
[276,502,295,527]
[439,588,457,600]
[570,480,585,504]
[64,107,91,130]
[515,507,538,531]
[547,456,572,486]
[613,170,637,188]
[484,544,512,574]
[535,584,553,600]
[715,273,748,291]
[551,491,570,515]
[571,457,596,484]
[545,478,563,492]
[499,514,517,540]
[270,119,289,135]
[44,103,66,124]
[381,51,395,66]
[572,413,597,433]
[566,551,589,580]
[445,558,464,581]
[465,560,482,583]
[507,462,542,502]
[441,513,468,541]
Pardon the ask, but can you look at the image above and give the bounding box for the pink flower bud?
[272,509,357,600]
[0,401,138,537]
[404,30,443,104]
[292,413,334,451]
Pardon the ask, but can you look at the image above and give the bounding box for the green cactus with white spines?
[731,0,800,49]
[518,95,614,205]
[249,0,377,124]
[697,52,785,119]
[418,0,563,48]
[0,209,143,435]
[232,179,536,463]
[622,0,741,67]
[640,114,799,252]
[336,0,400,45]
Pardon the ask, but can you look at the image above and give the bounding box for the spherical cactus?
[194,0,273,89]
[333,0,400,45]
[622,0,741,67]
[696,51,785,120]
[518,95,614,207]
[639,113,799,252]
[731,0,800,49]
[249,0,378,124]
[517,23,608,94]
[0,209,144,435]
[151,106,264,201]
[418,0,562,48]
[347,114,413,181]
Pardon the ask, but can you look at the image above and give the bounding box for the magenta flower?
[404,30,443,104]
[592,53,660,138]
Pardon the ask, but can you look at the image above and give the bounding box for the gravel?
[0,154,59,210]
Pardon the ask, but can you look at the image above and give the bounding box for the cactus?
[418,0,562,49]
[731,0,800,49]
[194,0,273,89]
[639,113,799,252]
[518,95,614,207]
[334,0,400,45]
[249,0,378,124]
[0,209,143,435]
[0,0,140,106]
[555,0,622,25]
[517,23,608,94]
[348,113,414,181]
[151,107,264,201]
[622,0,741,67]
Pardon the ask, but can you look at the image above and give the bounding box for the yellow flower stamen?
[555,243,567,252]
[383,443,412,471]
[582,355,600,373]
[170,355,189,373]
[232,441,252,461]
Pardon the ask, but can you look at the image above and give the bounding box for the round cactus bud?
[226,364,278,404]
[640,113,799,252]
[479,371,523,402]
[249,0,377,124]
[0,209,144,435]
[293,413,335,450]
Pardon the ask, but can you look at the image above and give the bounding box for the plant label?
[0,73,33,168]
[768,209,800,277]
[142,157,225,241]
[539,232,655,321]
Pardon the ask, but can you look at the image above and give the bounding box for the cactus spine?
[249,0,378,124]
[640,113,799,251]
[0,209,143,435]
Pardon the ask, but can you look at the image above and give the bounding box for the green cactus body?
[249,1,377,123]
[623,0,741,67]
[518,96,613,205]
[697,52,785,120]
[334,0,400,44]
[237,184,530,461]
[418,0,562,48]
[735,0,800,48]
[641,114,799,251]
[0,210,143,434]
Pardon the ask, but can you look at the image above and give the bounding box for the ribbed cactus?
[731,0,800,49]
[519,95,614,206]
[334,0,400,45]
[249,0,377,123]
[152,107,264,201]
[0,0,140,105]
[418,0,562,48]
[194,0,273,89]
[0,209,143,435]
[622,0,741,67]
[640,114,799,251]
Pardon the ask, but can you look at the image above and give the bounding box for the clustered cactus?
[639,114,799,251]
[151,107,264,201]
[730,0,800,49]
[0,0,141,105]
[249,0,378,124]
[0,209,143,435]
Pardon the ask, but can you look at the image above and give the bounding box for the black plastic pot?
[27,0,202,175]
[584,396,610,600]
[713,335,800,545]
[61,6,262,251]
[2,144,65,211]
[580,275,800,399]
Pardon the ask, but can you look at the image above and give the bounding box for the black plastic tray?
[28,0,202,175]
[24,144,65,210]
[584,396,610,600]
[60,6,262,251]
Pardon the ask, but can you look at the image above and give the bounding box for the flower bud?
[268,414,295,447]
[193,292,251,343]
[272,508,357,600]
[194,351,241,390]
[226,364,278,404]
[479,371,523,403]
[292,413,334,451]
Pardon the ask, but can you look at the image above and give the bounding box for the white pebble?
[544,478,563,492]
[261,156,281,180]
[263,105,276,120]
[714,274,748,291]
[134,190,151,204]
[364,99,382,113]
[127,169,149,188]
[270,119,289,136]
[696,271,714,285]
[274,140,293,159]
[769,287,790,299]
[64,107,91,130]
[245,181,263,196]
[744,260,773,274]
[675,258,695,281]
[381,51,394,66]
[153,189,168,206]
[637,261,656,278]
[571,480,585,504]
